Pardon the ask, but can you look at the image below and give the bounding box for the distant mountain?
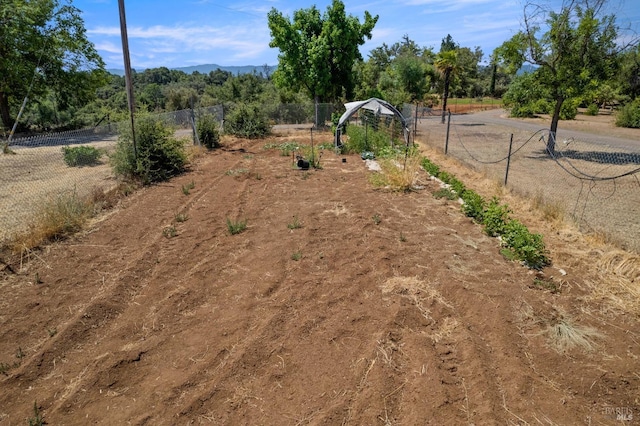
[107,63,277,76]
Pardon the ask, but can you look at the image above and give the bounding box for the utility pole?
[118,0,137,158]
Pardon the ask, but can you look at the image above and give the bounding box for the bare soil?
[1,129,639,425]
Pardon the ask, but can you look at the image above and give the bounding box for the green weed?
[226,218,247,235]
[287,216,303,230]
[182,181,195,195]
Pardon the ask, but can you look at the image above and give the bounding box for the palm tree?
[434,50,458,124]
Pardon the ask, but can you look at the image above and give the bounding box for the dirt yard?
[1,129,639,425]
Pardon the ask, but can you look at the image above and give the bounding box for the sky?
[74,0,640,70]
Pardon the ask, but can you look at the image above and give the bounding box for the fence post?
[504,133,514,186]
[444,110,451,154]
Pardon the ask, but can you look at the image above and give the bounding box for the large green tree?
[267,0,378,109]
[494,0,624,153]
[0,0,105,132]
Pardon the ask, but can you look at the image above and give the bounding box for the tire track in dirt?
[0,149,249,419]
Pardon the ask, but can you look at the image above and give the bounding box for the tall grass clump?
[369,153,421,192]
[111,116,187,184]
[12,190,92,251]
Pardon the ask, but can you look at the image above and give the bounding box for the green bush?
[225,103,271,138]
[460,189,485,222]
[421,157,440,176]
[616,99,640,128]
[502,219,549,269]
[343,125,389,155]
[197,113,221,149]
[483,197,511,237]
[560,98,579,120]
[585,103,599,116]
[62,145,102,167]
[111,116,187,184]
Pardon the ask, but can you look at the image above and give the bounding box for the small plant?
[461,189,485,222]
[287,216,303,230]
[585,103,599,116]
[483,197,511,237]
[175,212,188,223]
[532,277,560,293]
[62,145,103,167]
[372,213,381,225]
[16,347,25,360]
[291,251,302,261]
[225,168,249,176]
[501,219,549,269]
[47,328,58,338]
[28,401,43,426]
[421,157,441,176]
[433,188,458,200]
[182,181,195,195]
[162,225,177,238]
[226,218,247,235]
[254,173,262,180]
[400,232,407,242]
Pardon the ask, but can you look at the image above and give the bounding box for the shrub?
[111,116,187,184]
[560,98,579,120]
[616,99,640,128]
[502,219,549,269]
[585,103,599,116]
[225,103,270,138]
[62,145,102,167]
[483,197,511,237]
[460,189,485,222]
[421,157,440,176]
[197,113,221,149]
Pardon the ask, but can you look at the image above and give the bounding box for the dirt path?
[1,135,638,424]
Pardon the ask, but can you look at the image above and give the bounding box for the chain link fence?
[411,108,640,253]
[0,106,223,243]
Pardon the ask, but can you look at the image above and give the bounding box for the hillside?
[107,63,277,76]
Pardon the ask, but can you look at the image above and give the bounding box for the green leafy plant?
[433,188,458,200]
[421,157,441,176]
[291,251,302,261]
[226,217,247,235]
[372,213,381,225]
[162,225,177,238]
[501,219,549,269]
[225,103,271,138]
[400,232,407,242]
[175,212,188,223]
[62,145,103,167]
[197,113,221,149]
[287,216,303,229]
[483,197,511,237]
[616,99,640,128]
[461,190,486,221]
[182,181,195,195]
[111,116,187,184]
[28,401,43,426]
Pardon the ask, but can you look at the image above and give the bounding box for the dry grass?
[585,249,640,316]
[369,155,423,192]
[516,301,602,352]
[544,314,602,353]
[9,190,93,253]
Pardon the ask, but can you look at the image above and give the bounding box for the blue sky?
[75,0,640,70]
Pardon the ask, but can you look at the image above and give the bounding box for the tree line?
[1,0,638,137]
